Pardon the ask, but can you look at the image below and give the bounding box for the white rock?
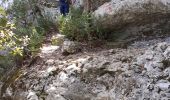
[154,42,168,52]
[94,0,170,38]
[59,72,68,81]
[46,59,55,65]
[164,46,170,59]
[107,62,122,72]
[41,46,59,54]
[95,91,110,100]
[65,63,80,74]
[156,82,170,91]
[47,66,57,73]
[46,94,66,100]
[61,41,80,54]
[136,50,155,65]
[27,91,38,100]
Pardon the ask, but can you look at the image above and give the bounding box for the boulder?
[94,0,170,40]
[61,40,81,55]
[72,0,111,10]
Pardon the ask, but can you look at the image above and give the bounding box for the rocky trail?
[1,34,170,100]
[1,0,170,99]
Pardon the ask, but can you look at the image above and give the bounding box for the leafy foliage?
[27,27,44,54]
[0,7,23,76]
[58,7,105,41]
[10,0,57,33]
[0,0,57,77]
[0,7,22,56]
[7,0,57,52]
[59,8,95,41]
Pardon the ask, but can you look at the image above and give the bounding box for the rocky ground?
[1,0,170,100]
[1,35,170,100]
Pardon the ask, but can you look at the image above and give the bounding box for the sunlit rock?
[41,45,59,54]
[61,40,81,55]
[94,0,170,40]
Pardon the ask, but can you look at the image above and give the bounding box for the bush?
[36,15,56,33]
[27,27,44,54]
[0,4,45,78]
[0,7,24,77]
[8,0,57,53]
[59,7,95,41]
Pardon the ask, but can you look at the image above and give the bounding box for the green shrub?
[0,7,24,77]
[8,0,57,53]
[0,0,57,79]
[0,5,44,77]
[59,8,95,41]
[58,7,108,41]
[37,15,56,33]
[27,27,44,54]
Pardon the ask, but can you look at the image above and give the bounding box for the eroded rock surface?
[94,0,170,40]
[1,38,170,100]
[1,0,170,99]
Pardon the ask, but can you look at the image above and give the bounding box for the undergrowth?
[58,7,105,41]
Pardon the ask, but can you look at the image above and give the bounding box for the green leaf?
[0,17,7,27]
[0,6,6,16]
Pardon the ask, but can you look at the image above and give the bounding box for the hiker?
[59,0,69,16]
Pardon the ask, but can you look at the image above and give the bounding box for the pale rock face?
[93,0,170,40]
[71,0,111,10]
[2,0,170,100]
[95,0,170,17]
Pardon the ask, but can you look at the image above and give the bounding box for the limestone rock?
[156,82,170,91]
[94,0,170,40]
[61,41,81,55]
[27,91,38,100]
[164,46,170,59]
[3,41,170,100]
